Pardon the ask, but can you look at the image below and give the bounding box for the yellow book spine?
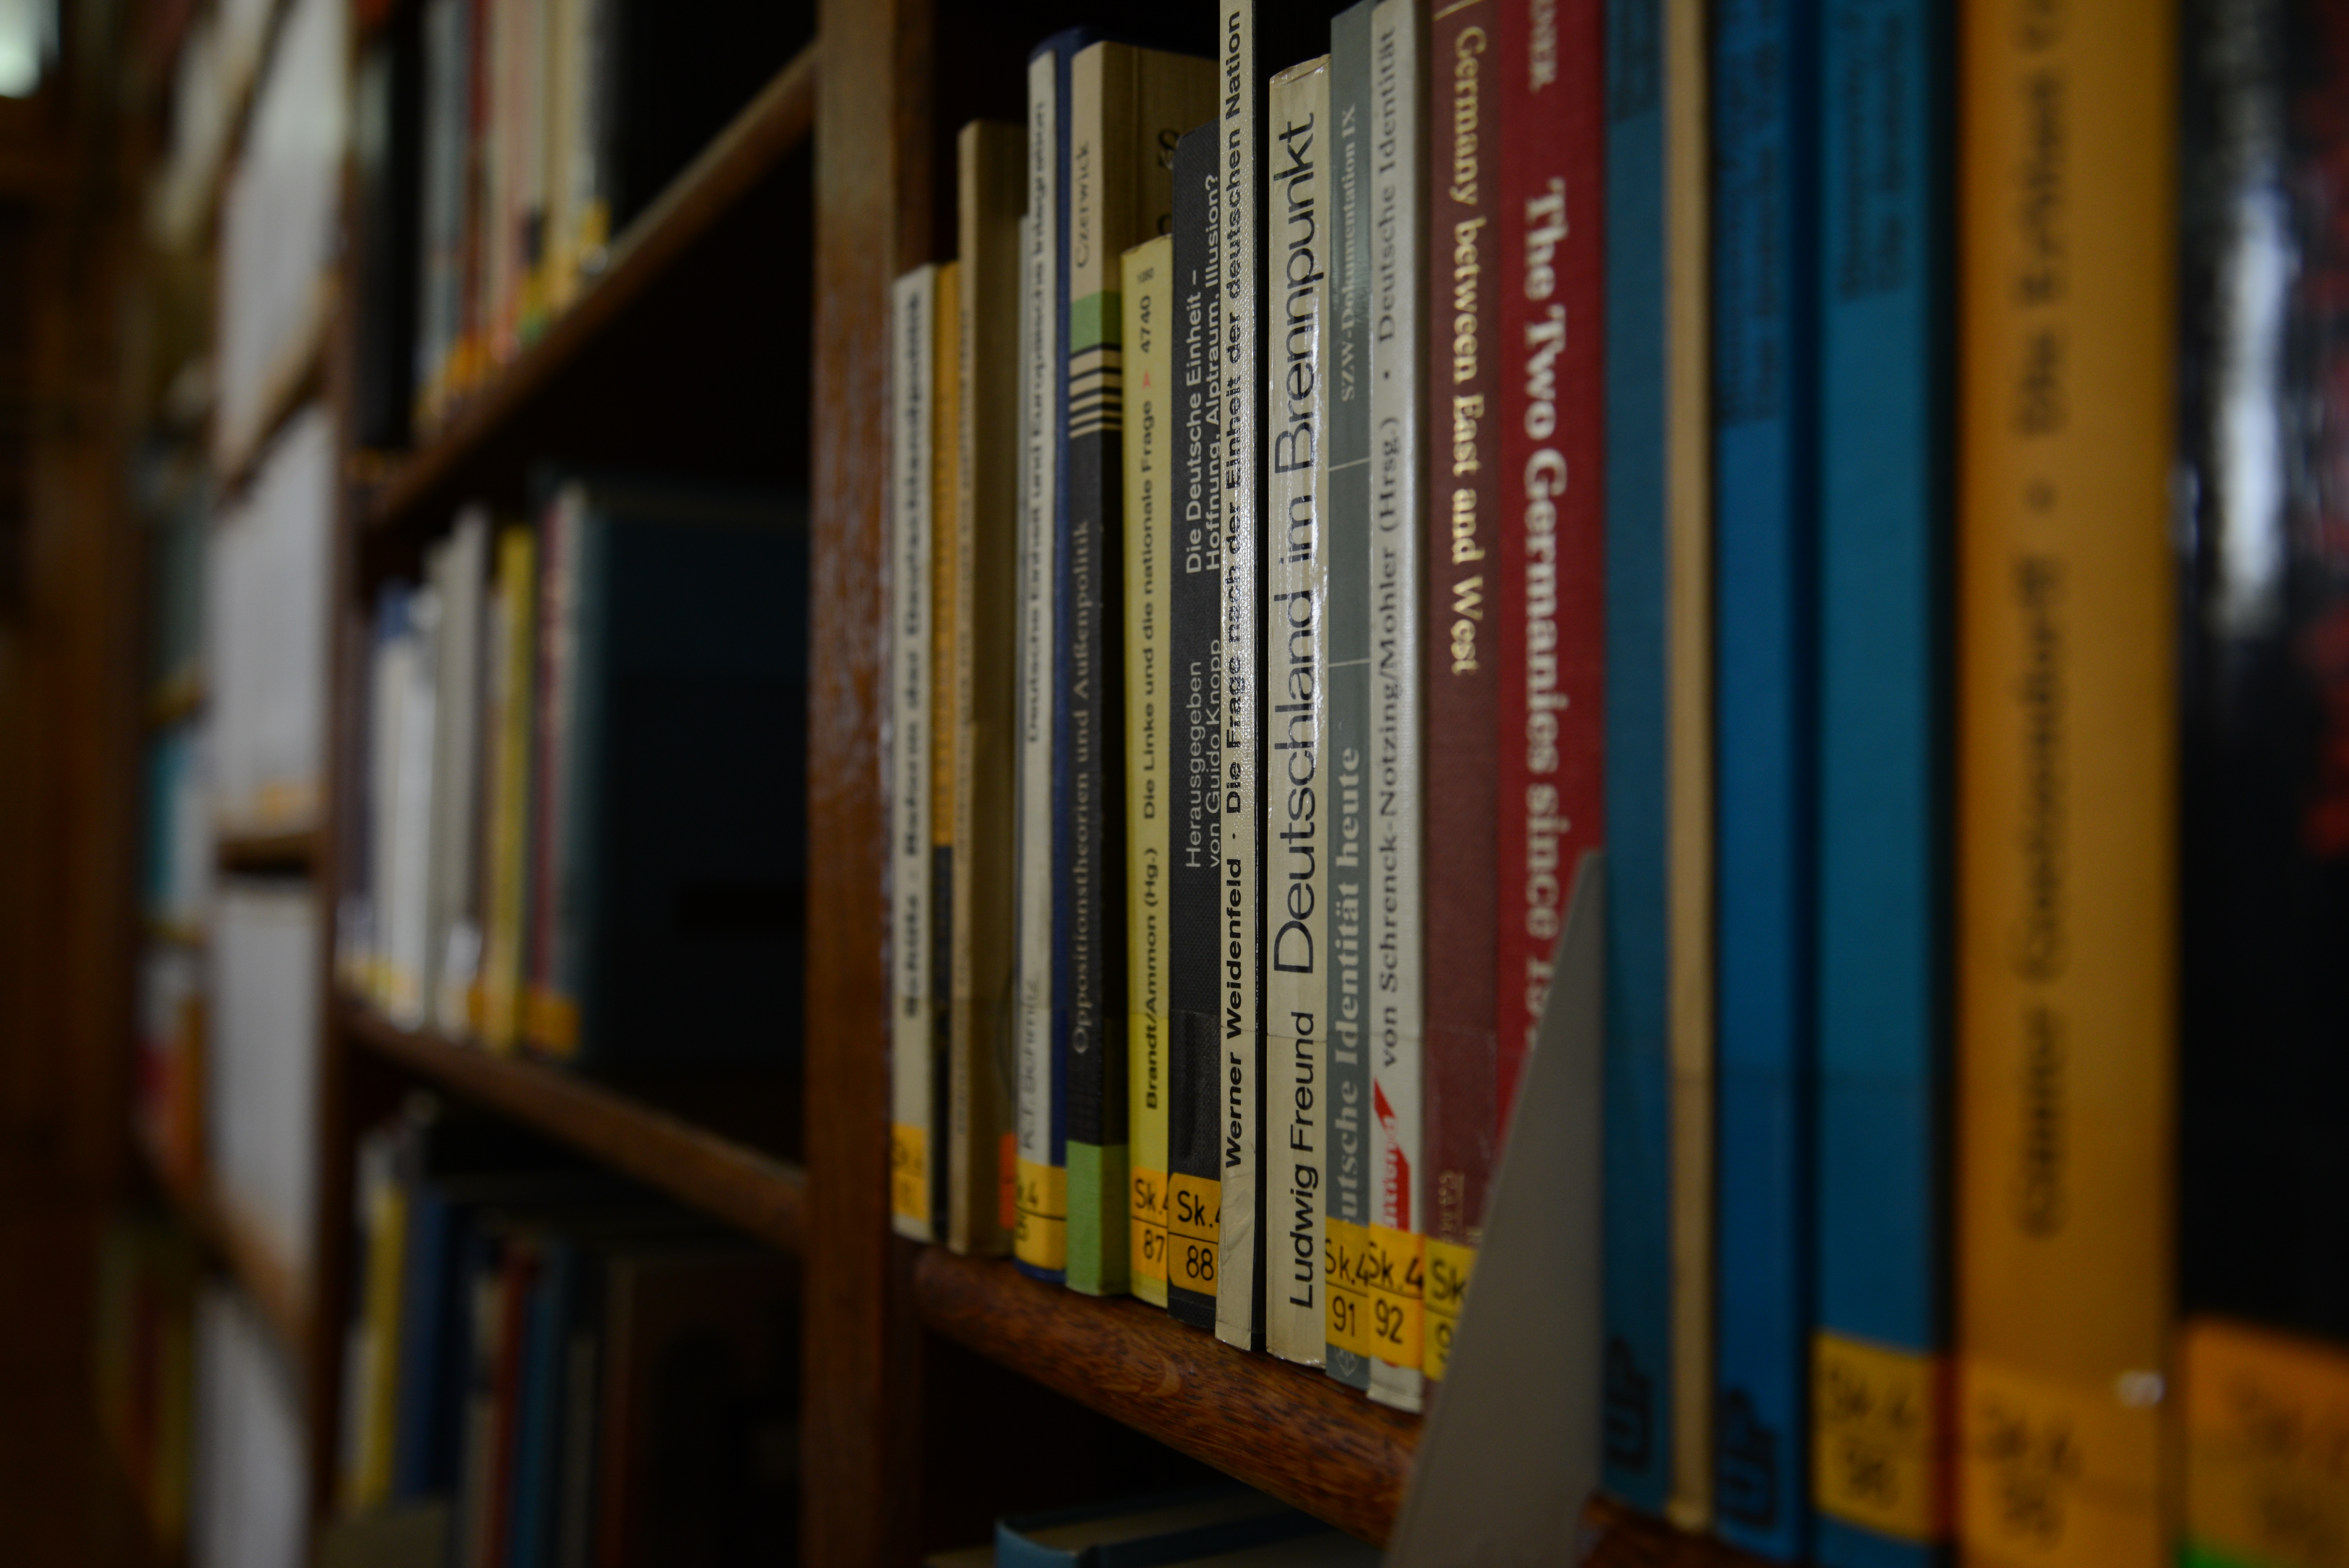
[1120,235,1173,1308]
[1955,4,2179,1566]
[481,526,537,1055]
[2183,1318,2349,1568]
[350,1179,408,1511]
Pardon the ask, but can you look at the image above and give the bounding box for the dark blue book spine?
[1711,0,1820,1556]
[1600,0,1674,1517]
[1812,0,1948,1564]
[391,1188,457,1499]
[510,1243,570,1568]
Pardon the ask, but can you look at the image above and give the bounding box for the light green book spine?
[1120,235,1174,1308]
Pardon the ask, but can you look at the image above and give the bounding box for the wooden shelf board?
[340,1000,806,1256]
[133,1119,312,1362]
[366,40,818,533]
[1582,1495,1771,1568]
[911,1249,1420,1547]
[214,825,321,873]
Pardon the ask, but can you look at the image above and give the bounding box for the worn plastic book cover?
[2176,0,2349,1372]
[1419,0,1502,1391]
[1710,0,1820,1555]
[1811,0,1951,1562]
[1321,0,1376,1393]
[1480,0,1608,1395]
[952,120,1025,1259]
[1165,121,1225,1333]
[1363,0,1426,1415]
[1121,234,1175,1308]
[1954,0,2178,1563]
[1062,38,1216,1297]
[889,263,940,1242]
[1261,52,1331,1368]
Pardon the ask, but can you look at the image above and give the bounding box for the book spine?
[1321,0,1375,1394]
[2175,0,2349,1370]
[1062,42,1128,1298]
[1955,0,2178,1561]
[2181,1320,2349,1568]
[1014,41,1067,1282]
[1364,0,1426,1414]
[1495,0,1606,1145]
[931,260,961,1247]
[481,525,535,1054]
[1711,0,1820,1554]
[1166,122,1226,1333]
[950,120,1024,1258]
[1215,0,1268,1357]
[889,264,938,1242]
[1122,234,1174,1308]
[1420,0,1502,1389]
[1662,0,1715,1525]
[1263,53,1331,1368]
[546,494,608,1063]
[1811,0,1950,1561]
[524,489,574,1055]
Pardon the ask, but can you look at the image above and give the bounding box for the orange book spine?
[1954,3,2179,1566]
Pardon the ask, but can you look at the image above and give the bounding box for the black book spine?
[1167,122,1227,1331]
[2176,0,2349,1348]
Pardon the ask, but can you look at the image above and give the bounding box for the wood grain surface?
[913,1250,1422,1547]
[339,1002,807,1255]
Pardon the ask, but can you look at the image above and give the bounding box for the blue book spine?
[1711,0,1819,1557]
[1019,25,1097,1285]
[1600,0,1674,1518]
[508,1245,571,1568]
[1811,0,1948,1564]
[390,1187,455,1499]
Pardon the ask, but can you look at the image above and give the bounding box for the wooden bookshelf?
[214,825,320,873]
[914,1250,1420,1544]
[134,1120,312,1366]
[363,39,818,536]
[339,1001,806,1257]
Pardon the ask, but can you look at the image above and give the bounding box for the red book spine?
[1423,0,1503,1255]
[1495,0,1606,1133]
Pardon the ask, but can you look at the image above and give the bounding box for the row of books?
[337,473,807,1069]
[356,0,806,443]
[930,1485,1380,1568]
[884,2,2349,1567]
[334,1102,798,1568]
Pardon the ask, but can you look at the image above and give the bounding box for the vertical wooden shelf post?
[805,2,932,1563]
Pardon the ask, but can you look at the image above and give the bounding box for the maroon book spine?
[1495,0,1606,1134]
[1422,0,1502,1256]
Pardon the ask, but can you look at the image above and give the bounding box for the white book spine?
[388,588,440,1028]
[1264,55,1332,1367]
[1215,0,1265,1353]
[430,510,488,1035]
[1365,0,1426,1415]
[889,264,938,1242]
[1013,47,1064,1277]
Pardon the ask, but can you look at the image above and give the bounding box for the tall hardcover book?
[1166,122,1226,1333]
[930,259,962,1254]
[1062,38,1218,1297]
[1122,233,1175,1309]
[1476,0,1610,1393]
[1321,0,1376,1395]
[951,120,1025,1258]
[889,263,940,1243]
[480,524,538,1054]
[1214,0,1269,1358]
[1955,0,2178,1563]
[1363,0,1427,1415]
[429,511,490,1036]
[1602,0,1713,1522]
[1261,51,1331,1369]
[1711,0,1820,1554]
[1811,0,1951,1561]
[1014,30,1089,1284]
[2175,3,2349,1560]
[1419,0,1503,1392]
